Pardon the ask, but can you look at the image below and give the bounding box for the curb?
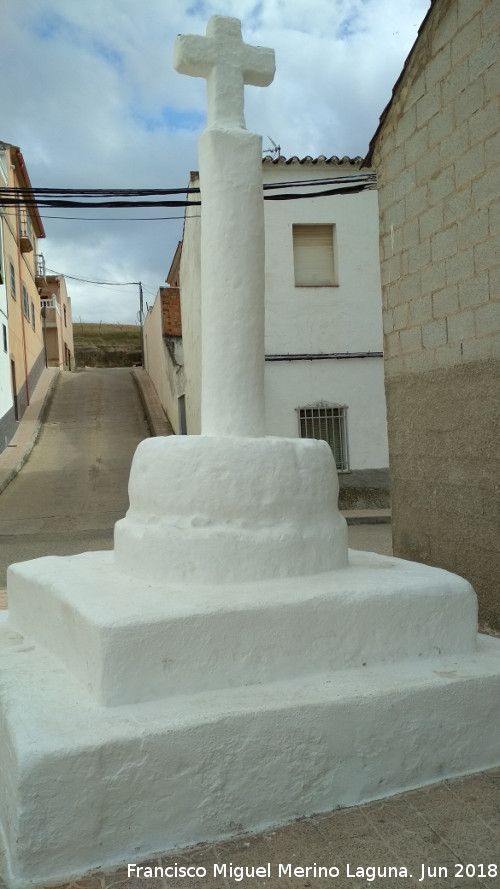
[0,368,60,496]
[132,366,174,437]
[342,512,392,525]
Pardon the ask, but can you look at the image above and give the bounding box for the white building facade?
[175,156,389,505]
[262,157,388,490]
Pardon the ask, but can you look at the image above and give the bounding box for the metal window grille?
[0,150,7,184]
[22,285,30,320]
[19,212,32,243]
[10,262,16,299]
[30,301,35,330]
[298,403,349,471]
[36,253,46,278]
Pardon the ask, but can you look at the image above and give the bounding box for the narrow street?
[0,368,150,588]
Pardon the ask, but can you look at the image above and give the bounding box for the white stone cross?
[173,15,275,130]
[174,16,274,437]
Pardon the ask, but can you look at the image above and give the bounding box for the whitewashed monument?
[0,15,500,889]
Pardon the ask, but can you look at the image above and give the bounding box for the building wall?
[369,0,500,628]
[179,182,202,434]
[1,145,45,421]
[263,160,389,474]
[179,161,389,490]
[0,216,16,450]
[40,275,75,369]
[264,358,388,472]
[143,287,185,434]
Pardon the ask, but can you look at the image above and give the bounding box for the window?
[178,394,187,435]
[63,304,67,327]
[298,403,349,471]
[22,285,30,319]
[0,148,7,184]
[2,324,7,353]
[31,301,35,330]
[10,262,16,299]
[292,224,337,286]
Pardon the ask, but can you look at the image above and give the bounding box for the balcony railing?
[35,253,46,281]
[40,296,61,316]
[19,213,33,253]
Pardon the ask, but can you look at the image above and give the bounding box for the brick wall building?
[366,0,499,628]
[161,286,182,337]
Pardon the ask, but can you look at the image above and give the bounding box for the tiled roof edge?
[263,155,364,165]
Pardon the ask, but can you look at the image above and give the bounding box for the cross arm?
[242,45,275,87]
[173,34,215,78]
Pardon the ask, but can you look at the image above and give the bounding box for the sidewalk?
[0,366,59,496]
[132,366,174,437]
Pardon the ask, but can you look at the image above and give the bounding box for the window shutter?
[293,224,335,286]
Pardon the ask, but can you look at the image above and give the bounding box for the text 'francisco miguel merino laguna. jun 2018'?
[127,861,499,882]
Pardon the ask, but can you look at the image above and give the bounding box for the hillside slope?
[74,323,142,368]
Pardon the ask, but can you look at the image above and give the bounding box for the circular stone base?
[114,436,348,584]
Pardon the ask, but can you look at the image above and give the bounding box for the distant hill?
[74,323,142,368]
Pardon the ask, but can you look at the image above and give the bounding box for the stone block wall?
[370,0,500,629]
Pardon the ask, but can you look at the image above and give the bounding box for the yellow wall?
[2,145,46,415]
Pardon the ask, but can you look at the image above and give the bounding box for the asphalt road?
[0,368,150,587]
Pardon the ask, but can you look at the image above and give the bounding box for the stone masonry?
[367,0,500,629]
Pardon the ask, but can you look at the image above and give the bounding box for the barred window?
[10,262,16,299]
[298,403,349,471]
[0,148,7,184]
[22,285,30,320]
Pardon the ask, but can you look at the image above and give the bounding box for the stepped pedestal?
[2,17,500,888]
[1,435,500,889]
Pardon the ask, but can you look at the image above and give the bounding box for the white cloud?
[2,0,430,323]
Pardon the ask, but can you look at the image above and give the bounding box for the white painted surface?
[174,15,275,130]
[7,549,477,707]
[265,357,388,469]
[198,128,267,436]
[263,166,383,355]
[1,602,500,888]
[174,15,274,437]
[143,292,184,435]
[178,180,202,434]
[178,161,389,469]
[1,18,499,889]
[114,435,347,584]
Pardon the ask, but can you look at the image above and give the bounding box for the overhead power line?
[46,269,141,285]
[0,174,377,211]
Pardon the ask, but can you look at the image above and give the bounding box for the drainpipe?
[41,303,48,367]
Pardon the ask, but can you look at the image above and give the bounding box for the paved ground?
[0,367,150,590]
[0,368,498,889]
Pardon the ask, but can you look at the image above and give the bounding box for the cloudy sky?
[3,0,430,324]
